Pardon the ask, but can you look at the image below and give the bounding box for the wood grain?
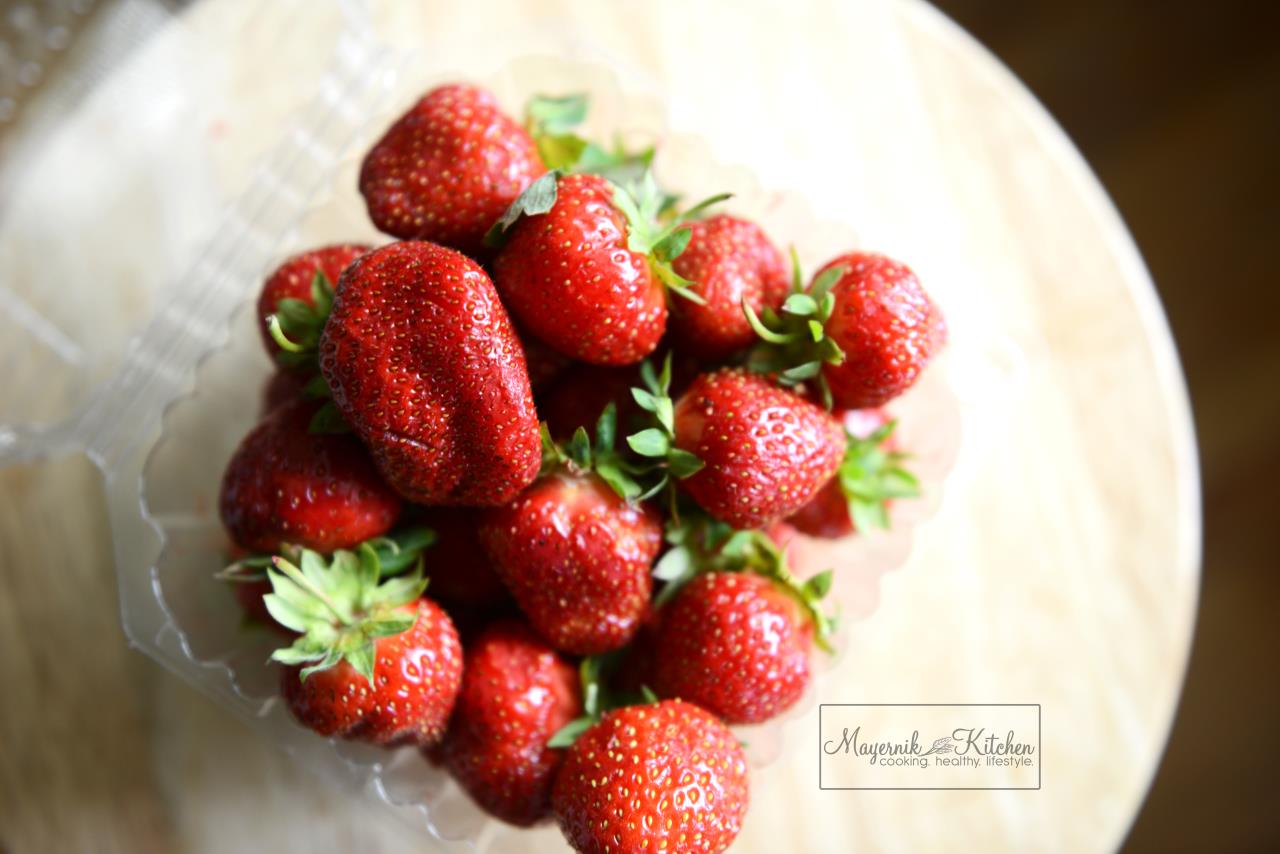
[0,1,1199,852]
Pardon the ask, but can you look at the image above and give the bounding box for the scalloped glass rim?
[137,56,961,846]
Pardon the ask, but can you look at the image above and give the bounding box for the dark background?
[930,1,1280,850]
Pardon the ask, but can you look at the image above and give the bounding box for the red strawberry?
[538,363,643,441]
[403,506,509,612]
[359,84,545,256]
[489,172,729,366]
[261,369,309,415]
[256,244,369,359]
[671,369,845,529]
[319,241,541,506]
[818,253,945,407]
[439,621,581,826]
[652,572,812,724]
[479,471,660,655]
[491,173,664,365]
[552,700,748,854]
[516,324,573,391]
[788,408,919,537]
[270,547,463,746]
[668,214,788,359]
[745,252,944,408]
[218,399,402,554]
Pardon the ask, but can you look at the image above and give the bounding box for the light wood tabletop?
[0,0,1200,852]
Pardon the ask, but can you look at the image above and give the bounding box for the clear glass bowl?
[136,56,961,846]
[0,6,965,843]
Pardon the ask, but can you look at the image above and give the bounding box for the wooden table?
[0,1,1200,851]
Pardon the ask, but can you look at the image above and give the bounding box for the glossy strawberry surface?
[319,241,541,506]
[673,369,845,529]
[478,471,660,655]
[280,598,462,746]
[668,214,788,359]
[218,399,402,554]
[788,407,892,537]
[359,84,545,256]
[552,700,748,854]
[256,244,369,356]
[818,252,946,408]
[491,173,666,365]
[653,572,812,724]
[440,621,580,826]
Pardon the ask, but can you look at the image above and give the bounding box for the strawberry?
[478,411,661,655]
[218,399,402,554]
[260,369,309,415]
[487,171,728,365]
[538,364,643,441]
[439,621,581,826]
[403,506,509,612]
[257,244,369,361]
[667,369,845,529]
[359,84,545,256]
[269,545,463,746]
[652,572,814,724]
[667,214,788,359]
[552,700,748,854]
[318,241,541,506]
[746,251,945,408]
[788,408,920,537]
[516,323,572,391]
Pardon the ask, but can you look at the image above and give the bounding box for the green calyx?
[525,92,664,188]
[655,507,837,653]
[539,403,648,502]
[744,248,848,408]
[546,650,660,749]
[253,527,436,683]
[624,354,704,503]
[611,171,731,306]
[485,92,676,250]
[267,271,335,369]
[489,93,731,291]
[839,420,920,532]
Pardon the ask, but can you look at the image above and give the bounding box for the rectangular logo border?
[818,704,1042,791]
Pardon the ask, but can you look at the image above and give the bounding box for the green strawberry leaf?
[547,716,594,749]
[526,93,589,135]
[484,169,560,249]
[627,428,670,457]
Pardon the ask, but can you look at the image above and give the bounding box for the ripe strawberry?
[818,253,946,407]
[516,323,572,391]
[260,369,309,414]
[319,241,541,506]
[488,172,728,365]
[652,572,813,724]
[745,251,945,408]
[478,416,661,654]
[359,84,545,256]
[403,506,509,612]
[552,700,748,854]
[257,244,369,360]
[218,399,402,554]
[538,364,643,441]
[270,546,463,746]
[671,369,845,529]
[668,214,788,359]
[439,621,581,826]
[788,408,919,537]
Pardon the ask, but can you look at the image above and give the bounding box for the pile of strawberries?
[216,83,944,853]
